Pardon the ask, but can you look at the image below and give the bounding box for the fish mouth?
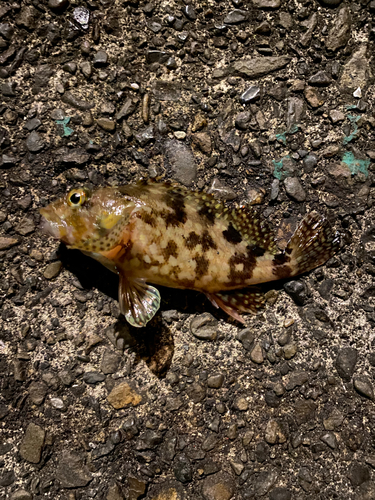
[39,216,62,240]
[40,207,72,244]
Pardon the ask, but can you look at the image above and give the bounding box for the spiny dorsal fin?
[227,207,278,255]
[186,190,278,254]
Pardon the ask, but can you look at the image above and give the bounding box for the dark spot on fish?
[198,203,216,226]
[250,245,265,257]
[226,246,257,285]
[185,231,200,249]
[272,264,292,279]
[162,240,178,259]
[163,211,183,228]
[223,223,242,245]
[139,211,157,228]
[273,253,291,266]
[201,230,217,251]
[163,190,187,225]
[179,278,195,289]
[194,254,209,279]
[170,265,182,280]
[185,230,217,251]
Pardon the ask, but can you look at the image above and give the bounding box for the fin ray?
[206,288,265,324]
[284,211,340,276]
[228,207,278,255]
[119,276,160,327]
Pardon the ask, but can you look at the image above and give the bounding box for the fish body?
[40,181,340,327]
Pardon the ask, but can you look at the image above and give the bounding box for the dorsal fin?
[227,207,278,255]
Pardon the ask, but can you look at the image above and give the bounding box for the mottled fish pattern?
[40,181,340,327]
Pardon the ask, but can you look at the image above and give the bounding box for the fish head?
[40,186,136,252]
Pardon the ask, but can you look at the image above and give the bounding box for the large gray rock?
[231,55,290,78]
[164,139,197,186]
[56,450,92,488]
[326,6,351,52]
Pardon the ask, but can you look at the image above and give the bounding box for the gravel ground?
[1,0,375,499]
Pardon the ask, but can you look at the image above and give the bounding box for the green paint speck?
[272,159,284,179]
[275,124,300,145]
[343,114,361,145]
[342,151,370,178]
[275,132,287,145]
[272,155,295,180]
[56,117,74,137]
[289,124,299,134]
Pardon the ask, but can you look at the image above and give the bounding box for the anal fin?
[119,275,161,327]
[206,288,265,324]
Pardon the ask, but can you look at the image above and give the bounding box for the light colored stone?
[231,56,290,79]
[326,6,351,52]
[304,87,324,108]
[250,342,264,364]
[202,472,235,500]
[265,419,287,444]
[340,45,372,91]
[43,261,62,279]
[252,0,281,8]
[107,381,142,409]
[106,484,124,500]
[19,423,45,463]
[0,236,18,250]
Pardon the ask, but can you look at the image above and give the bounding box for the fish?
[40,180,340,327]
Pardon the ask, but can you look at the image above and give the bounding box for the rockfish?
[40,181,340,327]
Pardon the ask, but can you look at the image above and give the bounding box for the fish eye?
[67,189,87,207]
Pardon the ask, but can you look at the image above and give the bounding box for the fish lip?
[39,217,62,240]
[40,208,72,244]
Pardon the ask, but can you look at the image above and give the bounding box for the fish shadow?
[58,244,224,376]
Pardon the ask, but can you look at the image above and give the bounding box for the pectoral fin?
[118,275,161,327]
[206,288,265,324]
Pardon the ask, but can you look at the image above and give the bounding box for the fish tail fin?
[283,211,340,276]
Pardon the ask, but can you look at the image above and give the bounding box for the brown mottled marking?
[162,240,178,259]
[227,247,257,285]
[223,223,242,245]
[139,211,157,227]
[201,230,217,251]
[179,278,195,288]
[159,209,186,228]
[272,264,292,279]
[170,265,182,280]
[185,231,200,249]
[185,230,218,251]
[194,254,209,279]
[163,190,187,225]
